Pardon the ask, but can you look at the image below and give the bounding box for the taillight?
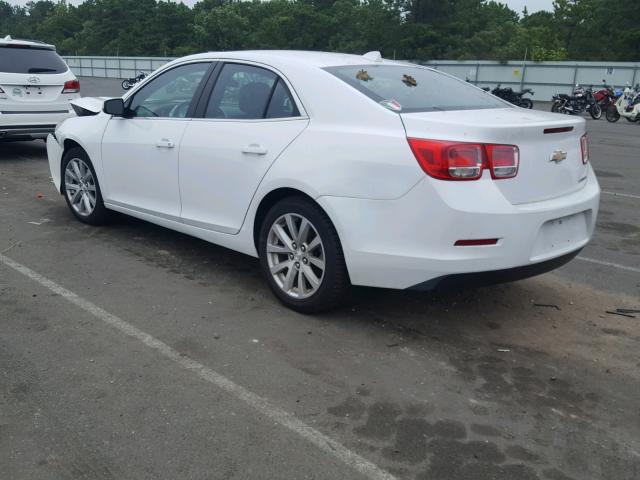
[580,134,589,164]
[486,145,519,179]
[62,79,80,94]
[0,86,4,93]
[407,138,519,181]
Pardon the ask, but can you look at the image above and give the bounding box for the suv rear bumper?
[0,124,57,140]
[0,110,74,140]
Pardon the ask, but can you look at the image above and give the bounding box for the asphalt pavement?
[0,78,638,480]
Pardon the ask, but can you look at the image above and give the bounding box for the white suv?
[0,36,79,141]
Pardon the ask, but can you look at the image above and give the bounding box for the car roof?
[177,50,405,69]
[0,35,55,50]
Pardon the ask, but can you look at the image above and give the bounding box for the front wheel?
[589,103,602,120]
[551,102,560,113]
[606,105,620,123]
[520,98,533,109]
[61,148,110,225]
[258,197,349,313]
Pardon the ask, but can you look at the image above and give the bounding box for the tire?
[258,196,349,313]
[605,105,620,123]
[121,80,131,90]
[520,99,533,109]
[551,103,560,113]
[589,103,602,120]
[61,147,110,225]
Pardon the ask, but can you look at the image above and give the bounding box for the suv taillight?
[62,79,80,94]
[580,134,589,164]
[407,138,519,181]
[0,86,4,93]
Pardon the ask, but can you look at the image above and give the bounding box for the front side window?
[325,64,508,113]
[128,62,210,119]
[206,63,299,119]
[0,46,68,74]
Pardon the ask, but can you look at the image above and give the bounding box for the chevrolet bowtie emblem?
[550,150,567,163]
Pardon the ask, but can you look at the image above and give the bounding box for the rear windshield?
[0,46,68,74]
[325,64,507,113]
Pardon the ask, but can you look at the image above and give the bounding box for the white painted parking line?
[0,253,396,480]
[577,256,640,274]
[602,191,640,200]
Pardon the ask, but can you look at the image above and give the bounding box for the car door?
[179,62,309,234]
[101,61,212,220]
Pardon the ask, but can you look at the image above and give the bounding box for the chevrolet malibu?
[47,51,600,312]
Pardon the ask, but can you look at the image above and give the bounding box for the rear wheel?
[520,98,533,109]
[258,196,349,313]
[589,103,602,120]
[606,105,620,123]
[62,148,110,225]
[121,79,131,90]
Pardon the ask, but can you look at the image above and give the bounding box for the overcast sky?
[5,0,556,14]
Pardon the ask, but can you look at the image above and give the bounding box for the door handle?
[241,144,268,155]
[156,139,175,149]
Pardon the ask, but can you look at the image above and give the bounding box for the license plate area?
[531,212,589,261]
[10,86,45,98]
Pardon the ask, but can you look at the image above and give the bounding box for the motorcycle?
[593,80,621,111]
[490,84,534,109]
[551,85,602,119]
[605,83,640,123]
[121,71,147,90]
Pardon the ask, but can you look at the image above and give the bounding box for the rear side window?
[324,64,507,113]
[205,63,299,120]
[0,46,68,74]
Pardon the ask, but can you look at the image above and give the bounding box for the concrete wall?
[63,56,640,101]
[423,60,640,100]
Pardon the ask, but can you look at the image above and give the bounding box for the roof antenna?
[363,51,382,62]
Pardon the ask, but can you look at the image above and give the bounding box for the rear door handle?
[156,138,175,149]
[241,144,268,155]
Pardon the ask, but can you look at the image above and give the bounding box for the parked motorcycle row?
[471,78,640,124]
[552,81,640,123]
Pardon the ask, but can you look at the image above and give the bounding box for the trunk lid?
[400,107,588,205]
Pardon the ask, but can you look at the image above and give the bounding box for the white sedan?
[47,51,600,312]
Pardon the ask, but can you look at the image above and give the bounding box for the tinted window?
[0,46,68,74]
[206,64,277,119]
[128,62,209,118]
[325,64,507,113]
[266,80,299,119]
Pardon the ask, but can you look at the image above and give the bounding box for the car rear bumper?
[317,166,600,290]
[0,111,74,139]
[409,248,582,291]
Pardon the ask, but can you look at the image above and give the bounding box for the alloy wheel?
[64,158,97,216]
[266,213,325,299]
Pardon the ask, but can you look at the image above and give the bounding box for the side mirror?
[103,98,125,116]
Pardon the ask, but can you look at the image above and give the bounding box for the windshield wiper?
[28,68,58,73]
